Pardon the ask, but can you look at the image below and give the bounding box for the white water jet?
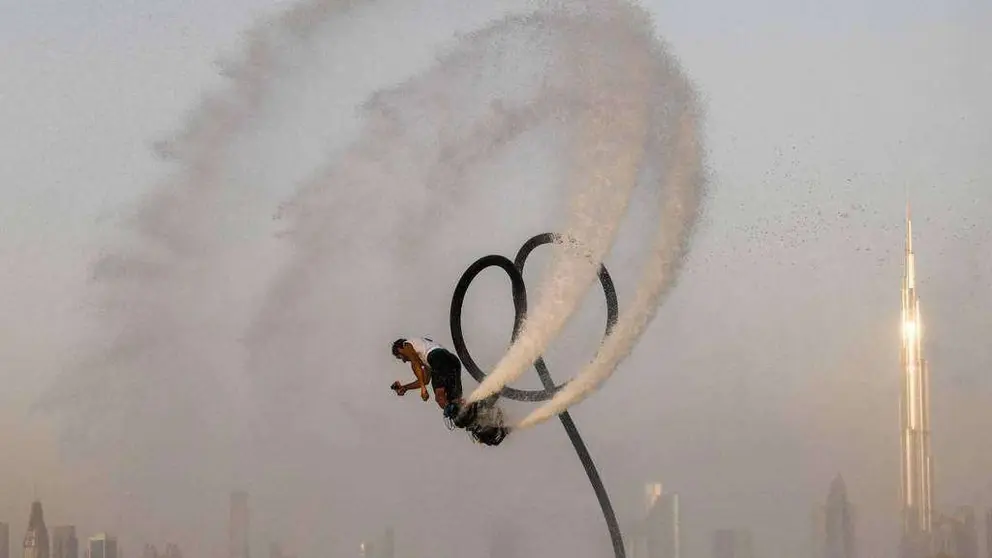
[465,2,658,404]
[518,110,706,429]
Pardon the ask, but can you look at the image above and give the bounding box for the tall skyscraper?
[712,530,752,558]
[23,501,50,558]
[644,484,681,558]
[87,534,117,558]
[820,476,856,558]
[229,491,250,558]
[899,207,935,558]
[628,483,682,558]
[52,528,78,558]
[1,522,10,558]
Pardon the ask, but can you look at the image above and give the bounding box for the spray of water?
[463,8,707,414]
[464,3,656,404]
[518,110,706,429]
[39,0,705,550]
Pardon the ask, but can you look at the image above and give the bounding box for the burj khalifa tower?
[899,206,934,558]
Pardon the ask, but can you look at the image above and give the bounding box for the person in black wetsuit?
[390,337,509,446]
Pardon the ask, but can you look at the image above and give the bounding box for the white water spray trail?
[518,109,705,429]
[466,3,656,404]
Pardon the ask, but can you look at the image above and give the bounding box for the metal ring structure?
[449,232,624,558]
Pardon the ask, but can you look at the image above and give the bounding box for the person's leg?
[428,349,465,419]
[428,350,507,444]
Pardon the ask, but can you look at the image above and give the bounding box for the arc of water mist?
[518,109,704,429]
[466,5,654,405]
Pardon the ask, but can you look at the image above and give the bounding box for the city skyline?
[4,485,992,558]
[0,0,989,556]
[3,220,991,557]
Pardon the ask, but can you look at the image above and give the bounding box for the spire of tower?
[906,200,913,254]
[904,201,916,290]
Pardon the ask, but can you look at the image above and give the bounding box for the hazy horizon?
[1,1,990,557]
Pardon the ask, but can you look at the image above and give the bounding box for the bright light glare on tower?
[903,320,918,340]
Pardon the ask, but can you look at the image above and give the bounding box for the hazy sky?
[1,1,990,558]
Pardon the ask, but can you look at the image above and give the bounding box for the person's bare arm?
[391,348,431,400]
[410,357,430,400]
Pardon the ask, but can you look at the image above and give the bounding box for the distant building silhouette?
[712,529,752,558]
[1,522,10,558]
[628,483,682,558]
[87,534,117,558]
[823,476,856,558]
[51,528,78,558]
[229,492,250,558]
[932,508,978,558]
[645,484,681,558]
[23,501,49,558]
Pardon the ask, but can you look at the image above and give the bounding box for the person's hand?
[420,386,430,401]
[390,381,407,396]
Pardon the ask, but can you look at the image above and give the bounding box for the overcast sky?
[1,1,990,558]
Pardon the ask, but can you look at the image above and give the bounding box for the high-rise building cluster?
[626,210,989,558]
[4,208,989,558]
[0,501,127,558]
